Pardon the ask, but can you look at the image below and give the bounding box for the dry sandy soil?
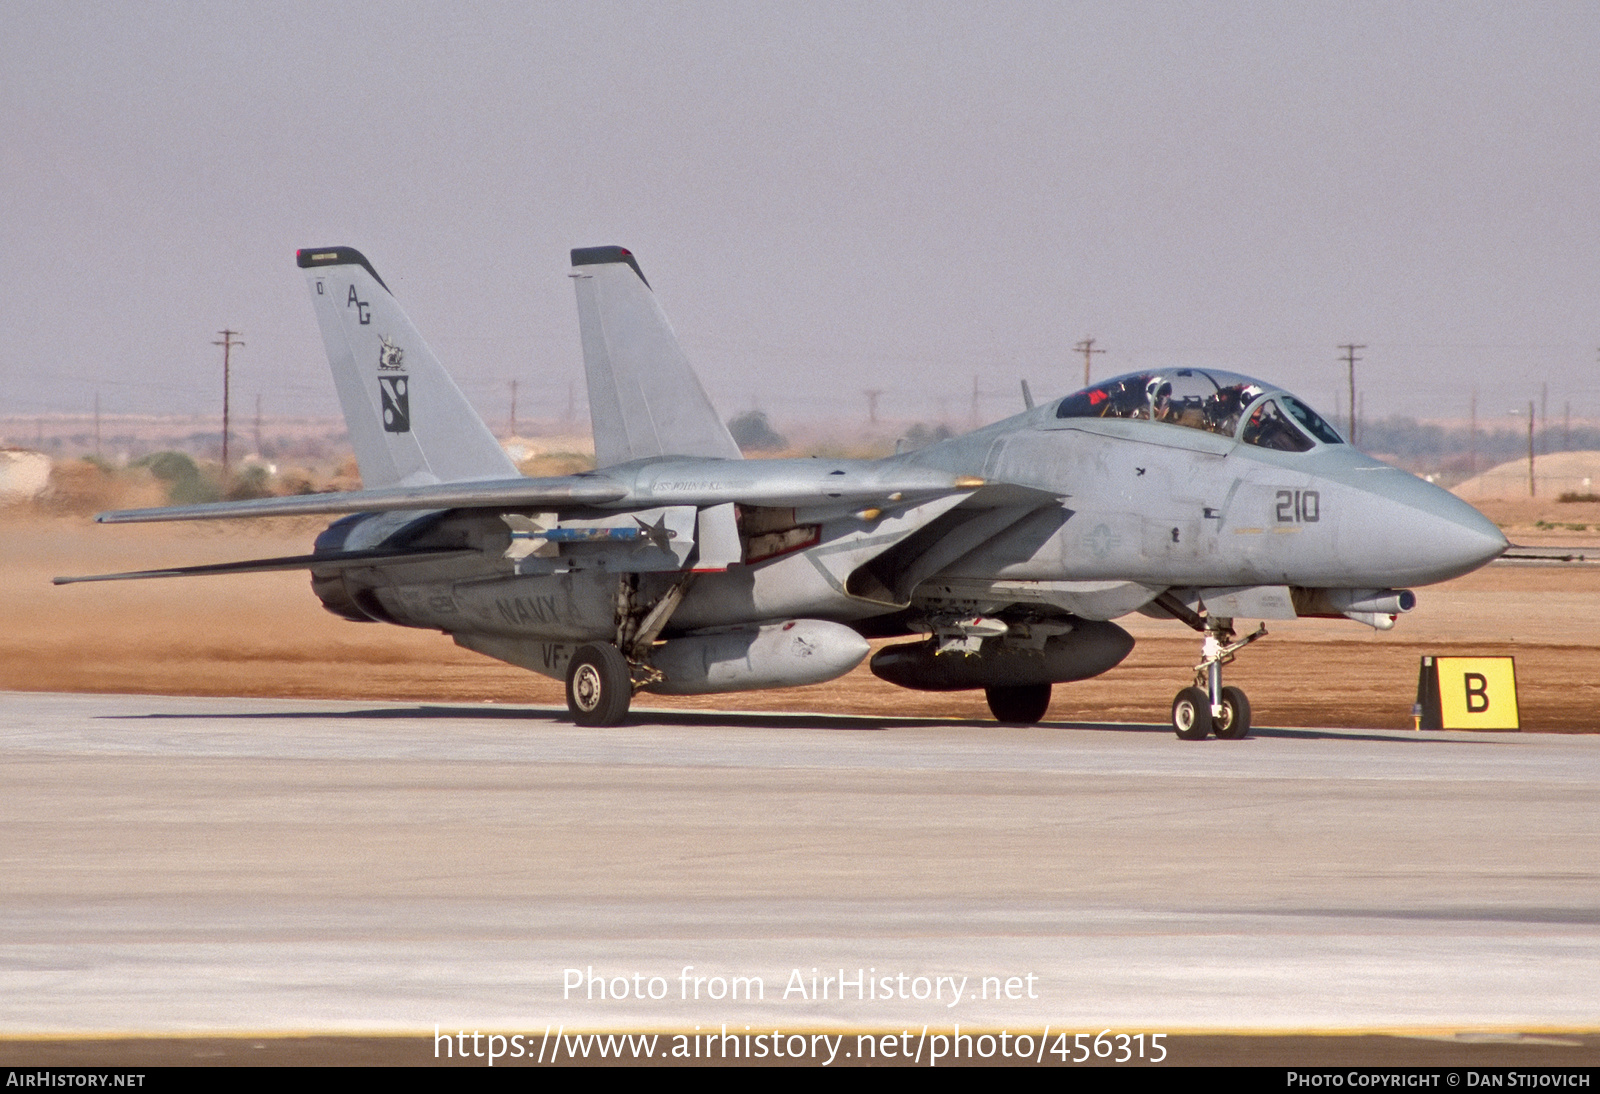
[4,500,1598,731]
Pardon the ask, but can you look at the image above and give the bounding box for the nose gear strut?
[1154,593,1266,741]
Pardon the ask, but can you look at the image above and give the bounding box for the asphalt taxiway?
[2,691,1596,1042]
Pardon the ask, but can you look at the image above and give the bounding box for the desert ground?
[5,497,1598,731]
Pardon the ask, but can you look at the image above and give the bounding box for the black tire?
[1171,686,1212,740]
[1213,686,1251,740]
[986,684,1052,724]
[565,644,632,727]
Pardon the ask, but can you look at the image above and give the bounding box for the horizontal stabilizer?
[54,546,475,585]
[571,246,743,467]
[94,460,991,523]
[94,476,629,523]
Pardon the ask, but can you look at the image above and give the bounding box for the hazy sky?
[4,1,1597,433]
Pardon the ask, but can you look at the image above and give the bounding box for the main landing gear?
[986,683,1052,724]
[566,575,693,727]
[564,641,670,726]
[565,643,634,727]
[1168,613,1266,741]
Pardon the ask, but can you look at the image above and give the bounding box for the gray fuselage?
[316,399,1505,649]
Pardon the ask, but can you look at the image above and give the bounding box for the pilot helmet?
[1146,377,1173,415]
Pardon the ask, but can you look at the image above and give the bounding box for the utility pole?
[213,329,244,485]
[93,392,101,460]
[253,394,263,457]
[1074,338,1105,387]
[1528,400,1536,498]
[1469,389,1478,475]
[1541,382,1549,455]
[1338,343,1365,445]
[864,389,884,426]
[508,379,519,437]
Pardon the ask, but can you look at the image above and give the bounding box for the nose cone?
[1419,495,1508,581]
[1356,468,1507,585]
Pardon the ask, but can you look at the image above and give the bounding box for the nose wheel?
[1168,615,1265,741]
[1212,686,1251,740]
[1171,686,1211,740]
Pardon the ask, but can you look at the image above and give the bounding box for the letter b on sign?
[1463,672,1490,713]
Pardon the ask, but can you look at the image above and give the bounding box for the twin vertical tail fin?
[571,246,743,468]
[297,247,519,490]
[298,244,739,487]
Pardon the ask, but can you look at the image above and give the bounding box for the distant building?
[0,448,51,502]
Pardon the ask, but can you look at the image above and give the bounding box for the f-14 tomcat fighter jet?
[59,246,1508,738]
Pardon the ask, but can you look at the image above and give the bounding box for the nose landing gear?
[1165,608,1266,741]
[1171,685,1212,741]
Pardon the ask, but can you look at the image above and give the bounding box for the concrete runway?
[2,691,1597,1042]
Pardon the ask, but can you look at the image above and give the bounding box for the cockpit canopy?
[1054,368,1344,453]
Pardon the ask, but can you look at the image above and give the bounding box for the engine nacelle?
[869,619,1134,692]
[645,619,871,695]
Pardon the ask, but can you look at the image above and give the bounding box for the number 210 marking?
[1275,489,1320,522]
